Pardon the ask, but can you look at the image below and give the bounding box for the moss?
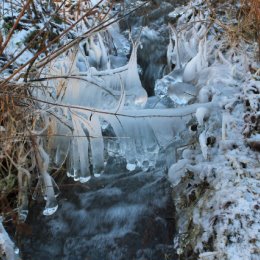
[3,21,14,34]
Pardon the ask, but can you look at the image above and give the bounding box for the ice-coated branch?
[4,152,31,222]
[0,220,17,260]
[27,94,216,119]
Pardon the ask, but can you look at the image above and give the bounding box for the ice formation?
[167,1,260,259]
[35,22,214,183]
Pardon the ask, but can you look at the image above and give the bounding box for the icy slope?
[167,1,260,259]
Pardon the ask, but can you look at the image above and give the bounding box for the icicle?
[196,107,210,126]
[76,46,89,72]
[71,113,91,183]
[124,42,148,107]
[114,75,126,113]
[17,169,29,222]
[97,33,109,70]
[37,143,59,216]
[183,39,196,60]
[47,112,71,168]
[203,36,208,66]
[89,36,102,68]
[183,38,208,83]
[189,28,200,56]
[166,35,174,74]
[135,118,160,169]
[66,48,79,75]
[197,24,207,39]
[88,114,104,176]
[199,130,208,160]
[183,50,200,82]
[67,136,80,180]
[110,116,138,169]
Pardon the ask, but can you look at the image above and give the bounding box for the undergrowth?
[208,0,260,60]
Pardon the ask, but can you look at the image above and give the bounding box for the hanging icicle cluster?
[28,1,224,218]
[30,14,214,218]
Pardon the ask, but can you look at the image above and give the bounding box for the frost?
[167,2,260,259]
[168,159,192,186]
[195,107,210,126]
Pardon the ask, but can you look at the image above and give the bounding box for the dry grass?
[233,0,259,57]
[0,82,36,223]
[207,0,260,59]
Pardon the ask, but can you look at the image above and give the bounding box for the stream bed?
[20,167,176,260]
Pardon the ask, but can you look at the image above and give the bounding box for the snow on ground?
[168,1,260,260]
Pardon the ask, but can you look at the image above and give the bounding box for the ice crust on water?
[155,71,197,107]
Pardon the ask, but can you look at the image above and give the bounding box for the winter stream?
[20,1,195,259]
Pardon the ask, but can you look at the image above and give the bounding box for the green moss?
[3,21,14,34]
